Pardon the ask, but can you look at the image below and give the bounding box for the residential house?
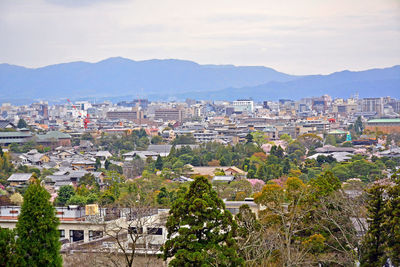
[7,173,35,187]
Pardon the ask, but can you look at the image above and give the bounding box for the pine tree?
[16,179,62,266]
[161,176,244,266]
[360,184,387,267]
[17,118,28,129]
[155,155,163,170]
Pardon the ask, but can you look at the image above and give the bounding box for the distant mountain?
[0,57,297,102]
[0,57,399,103]
[171,66,400,100]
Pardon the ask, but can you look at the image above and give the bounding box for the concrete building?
[154,108,184,122]
[232,100,254,113]
[361,98,384,116]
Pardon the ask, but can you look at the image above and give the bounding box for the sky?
[0,0,399,75]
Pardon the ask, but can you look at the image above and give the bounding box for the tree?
[0,227,17,266]
[161,176,244,266]
[155,155,163,170]
[16,179,62,266]
[151,135,163,144]
[56,185,75,206]
[17,118,27,129]
[354,116,364,135]
[245,133,254,144]
[297,133,323,151]
[360,184,387,266]
[95,158,101,171]
[325,135,337,146]
[385,170,400,265]
[104,159,111,170]
[10,192,23,206]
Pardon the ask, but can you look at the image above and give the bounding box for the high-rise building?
[232,100,254,113]
[154,108,184,122]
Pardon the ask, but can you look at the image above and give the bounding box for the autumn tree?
[161,176,244,266]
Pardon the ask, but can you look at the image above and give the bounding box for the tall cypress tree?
[161,176,244,266]
[16,179,62,266]
[360,184,387,267]
[385,171,400,265]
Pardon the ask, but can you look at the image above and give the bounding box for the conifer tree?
[155,155,163,170]
[361,184,387,267]
[0,227,17,266]
[385,170,400,265]
[16,179,62,266]
[161,176,244,266]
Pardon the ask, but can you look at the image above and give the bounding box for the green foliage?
[95,158,101,171]
[354,116,364,135]
[361,184,387,266]
[66,194,87,206]
[0,227,17,266]
[151,135,163,144]
[385,171,400,265]
[17,119,27,129]
[162,176,244,266]
[172,133,196,145]
[16,179,62,266]
[325,134,337,146]
[96,129,149,153]
[55,185,75,206]
[155,155,163,170]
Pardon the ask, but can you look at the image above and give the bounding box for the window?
[147,227,163,235]
[128,227,143,234]
[59,229,65,238]
[89,230,103,241]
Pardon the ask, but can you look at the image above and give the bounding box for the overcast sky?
[0,0,399,74]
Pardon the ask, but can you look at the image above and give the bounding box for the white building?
[233,100,254,113]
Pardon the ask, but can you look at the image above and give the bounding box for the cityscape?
[0,0,400,266]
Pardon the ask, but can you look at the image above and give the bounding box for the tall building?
[232,100,254,113]
[106,108,143,121]
[361,98,384,116]
[154,108,184,122]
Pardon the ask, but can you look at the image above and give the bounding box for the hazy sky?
[0,0,399,74]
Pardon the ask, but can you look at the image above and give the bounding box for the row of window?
[128,227,163,235]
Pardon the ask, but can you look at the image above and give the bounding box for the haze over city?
[1,0,399,74]
[1,1,400,267]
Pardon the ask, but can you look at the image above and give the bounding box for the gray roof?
[0,131,32,138]
[212,176,235,182]
[0,120,15,129]
[7,173,33,182]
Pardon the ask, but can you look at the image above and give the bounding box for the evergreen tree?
[104,159,111,170]
[354,116,364,135]
[361,184,387,267]
[155,155,163,170]
[17,118,28,129]
[55,185,75,206]
[385,170,400,265]
[245,133,253,144]
[161,176,244,266]
[95,157,101,171]
[16,179,62,266]
[282,158,290,174]
[0,227,17,266]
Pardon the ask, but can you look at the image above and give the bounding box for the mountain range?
[0,57,399,104]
